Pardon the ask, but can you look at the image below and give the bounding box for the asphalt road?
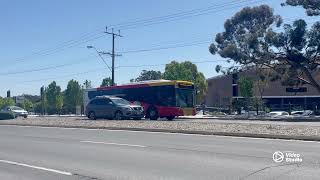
[0,125,319,180]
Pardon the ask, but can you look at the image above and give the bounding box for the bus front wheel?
[148,107,159,120]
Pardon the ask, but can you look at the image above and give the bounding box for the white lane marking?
[0,160,72,176]
[2,125,320,144]
[81,140,147,148]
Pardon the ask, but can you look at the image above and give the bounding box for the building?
[205,68,320,111]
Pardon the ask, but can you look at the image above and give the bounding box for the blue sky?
[0,0,316,96]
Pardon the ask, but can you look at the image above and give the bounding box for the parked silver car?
[1,106,28,118]
[85,96,144,120]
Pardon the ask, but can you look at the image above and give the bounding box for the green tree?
[23,99,33,112]
[239,77,253,98]
[45,81,62,114]
[34,102,41,114]
[0,97,4,109]
[209,5,320,92]
[133,70,162,82]
[83,80,92,89]
[0,97,16,109]
[239,76,253,111]
[56,93,63,115]
[5,98,15,107]
[163,61,208,104]
[101,77,113,86]
[64,80,82,114]
[283,0,320,16]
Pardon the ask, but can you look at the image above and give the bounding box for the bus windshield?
[176,88,194,108]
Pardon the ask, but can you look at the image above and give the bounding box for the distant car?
[291,110,313,117]
[85,96,144,120]
[1,106,28,118]
[267,111,289,118]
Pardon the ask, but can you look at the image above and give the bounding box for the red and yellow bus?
[84,80,196,120]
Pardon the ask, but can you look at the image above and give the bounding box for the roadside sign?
[286,87,307,93]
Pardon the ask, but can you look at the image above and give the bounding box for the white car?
[268,111,289,118]
[2,106,28,118]
[291,110,313,116]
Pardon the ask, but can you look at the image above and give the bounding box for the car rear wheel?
[88,111,96,120]
[148,107,158,120]
[114,111,123,120]
[23,115,28,118]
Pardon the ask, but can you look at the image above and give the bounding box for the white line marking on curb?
[81,140,147,148]
[0,160,72,176]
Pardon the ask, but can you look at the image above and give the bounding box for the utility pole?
[104,27,122,86]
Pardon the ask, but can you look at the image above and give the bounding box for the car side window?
[90,100,97,105]
[96,99,105,105]
[102,99,112,105]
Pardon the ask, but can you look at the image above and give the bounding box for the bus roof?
[85,79,193,91]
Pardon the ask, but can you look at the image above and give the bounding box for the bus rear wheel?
[148,108,158,120]
[166,116,175,121]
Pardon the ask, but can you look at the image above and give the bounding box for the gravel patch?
[0,116,319,138]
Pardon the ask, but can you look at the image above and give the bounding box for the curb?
[177,117,320,122]
[1,123,319,142]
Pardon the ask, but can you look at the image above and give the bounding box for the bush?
[0,112,15,120]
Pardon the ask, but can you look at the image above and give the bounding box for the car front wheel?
[88,111,96,120]
[114,111,123,120]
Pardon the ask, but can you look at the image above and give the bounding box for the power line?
[18,60,228,84]
[116,60,228,68]
[119,41,210,54]
[109,0,242,28]
[0,55,95,76]
[20,67,106,83]
[8,0,264,64]
[3,15,316,77]
[116,0,266,30]
[1,39,210,76]
[9,34,106,65]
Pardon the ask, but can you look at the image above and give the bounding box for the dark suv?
[85,96,144,120]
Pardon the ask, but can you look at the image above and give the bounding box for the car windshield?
[10,106,23,110]
[111,98,131,105]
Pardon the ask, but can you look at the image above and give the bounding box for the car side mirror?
[108,102,113,105]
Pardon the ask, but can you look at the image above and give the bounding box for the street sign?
[286,87,307,93]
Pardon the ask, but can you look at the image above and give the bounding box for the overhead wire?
[0,55,96,76]
[17,59,228,84]
[8,0,266,64]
